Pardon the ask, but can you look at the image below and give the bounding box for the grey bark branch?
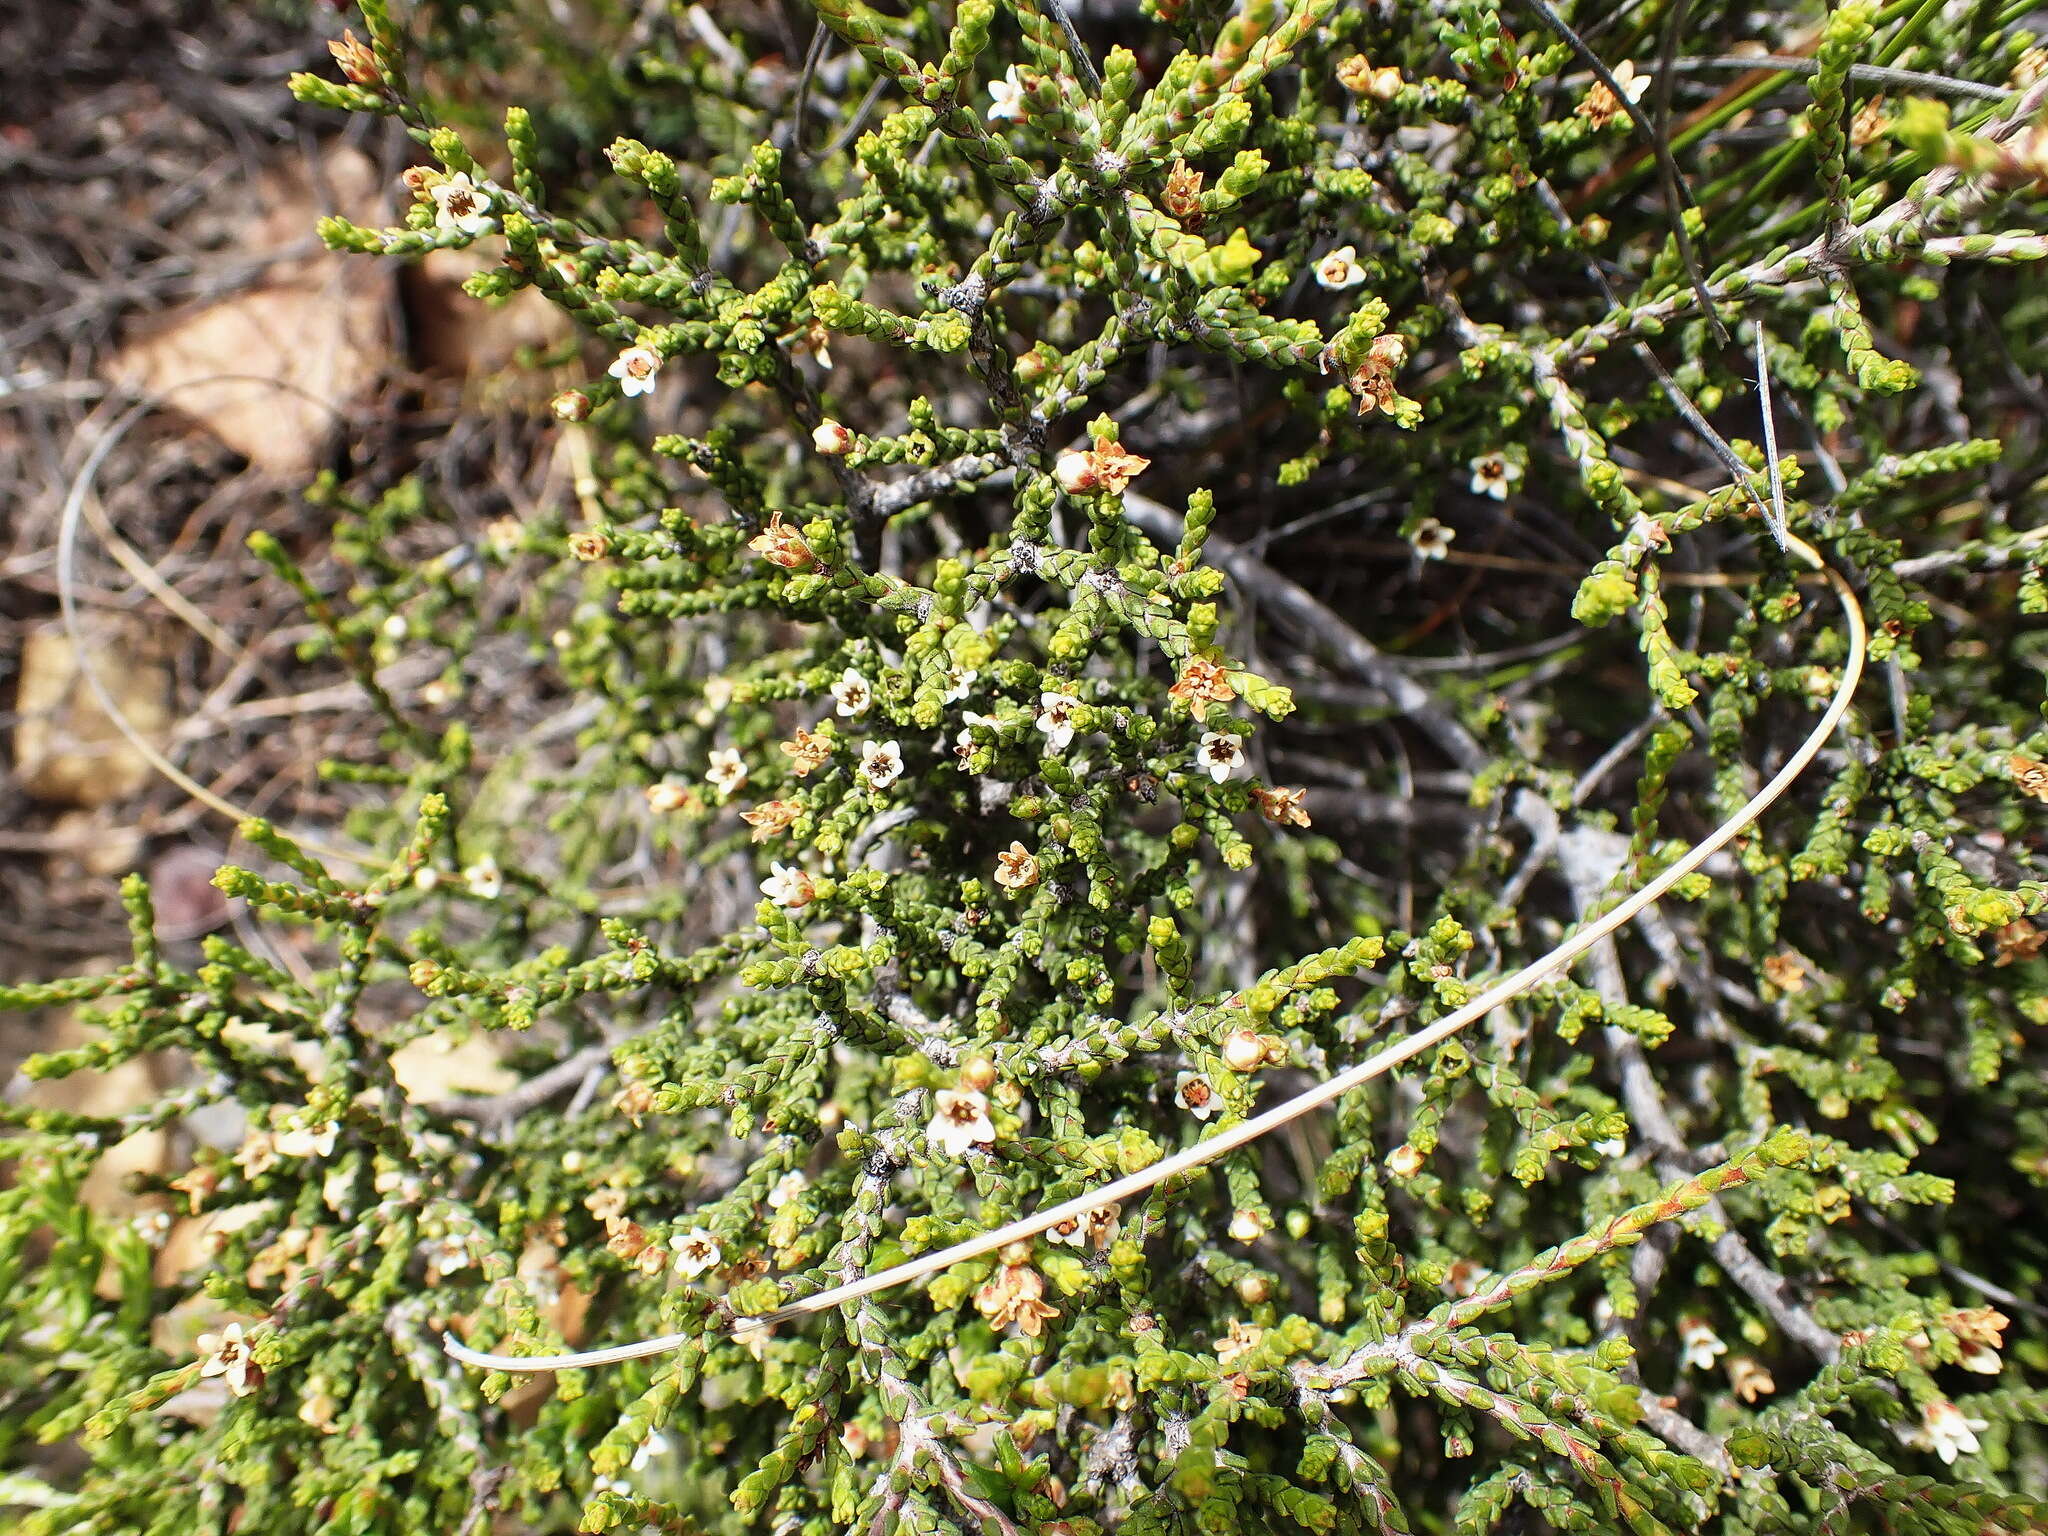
[1123,491,1489,773]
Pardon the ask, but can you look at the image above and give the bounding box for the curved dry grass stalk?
[446,530,1868,1373]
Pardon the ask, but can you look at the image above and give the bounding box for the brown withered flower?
[1251,785,1311,828]
[739,798,802,842]
[780,726,832,777]
[1161,160,1204,225]
[748,513,814,570]
[1168,657,1237,720]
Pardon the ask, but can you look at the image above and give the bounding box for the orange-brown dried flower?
[1251,785,1311,828]
[780,726,832,777]
[740,798,802,842]
[329,30,380,85]
[1168,657,1237,720]
[2011,753,2048,800]
[975,1261,1060,1337]
[994,841,1041,890]
[1162,160,1205,224]
[748,513,814,570]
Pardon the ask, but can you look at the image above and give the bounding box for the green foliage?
[8,0,2048,1532]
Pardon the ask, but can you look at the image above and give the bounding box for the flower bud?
[960,1057,998,1092]
[1221,1029,1265,1073]
[1054,450,1098,495]
[812,419,853,455]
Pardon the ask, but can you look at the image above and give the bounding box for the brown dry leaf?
[390,1030,518,1100]
[102,144,391,476]
[13,620,170,809]
[17,1005,172,1221]
[46,808,147,879]
[405,244,571,402]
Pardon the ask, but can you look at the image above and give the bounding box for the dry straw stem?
[447,530,1869,1375]
[57,387,380,870]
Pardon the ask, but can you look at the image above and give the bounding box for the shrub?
[7,0,2048,1531]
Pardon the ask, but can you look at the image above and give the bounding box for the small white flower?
[928,1087,996,1156]
[1036,690,1082,753]
[423,1233,472,1283]
[767,1171,806,1210]
[1410,517,1457,561]
[760,862,816,911]
[273,1121,340,1159]
[859,739,905,792]
[429,171,494,235]
[1174,1071,1218,1121]
[986,67,1027,123]
[832,668,873,718]
[1592,1136,1627,1159]
[1921,1399,1988,1464]
[954,711,1000,758]
[1677,1315,1727,1371]
[1468,452,1523,501]
[1226,1209,1266,1243]
[939,665,977,705]
[630,1430,674,1472]
[1196,731,1246,784]
[1958,1341,2003,1374]
[670,1227,721,1278]
[706,747,748,799]
[607,345,662,398]
[196,1323,260,1397]
[1606,59,1650,103]
[133,1209,173,1245]
[463,855,503,901]
[1314,244,1368,291]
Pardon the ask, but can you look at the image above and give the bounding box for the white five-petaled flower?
[1677,1315,1728,1371]
[197,1323,261,1397]
[134,1209,173,1245]
[670,1227,722,1278]
[630,1430,674,1472]
[273,1121,340,1159]
[986,66,1027,123]
[1196,731,1246,784]
[706,747,748,799]
[1046,1204,1118,1249]
[1468,452,1523,500]
[429,171,494,235]
[955,711,1000,763]
[1036,690,1082,753]
[1579,59,1650,123]
[1410,517,1457,561]
[1174,1071,1218,1121]
[767,1171,806,1210]
[760,861,817,911]
[859,739,905,792]
[1314,244,1368,291]
[1921,1399,1989,1464]
[463,855,503,901]
[607,345,662,398]
[423,1233,472,1283]
[832,668,873,718]
[939,665,977,705]
[928,1087,996,1156]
